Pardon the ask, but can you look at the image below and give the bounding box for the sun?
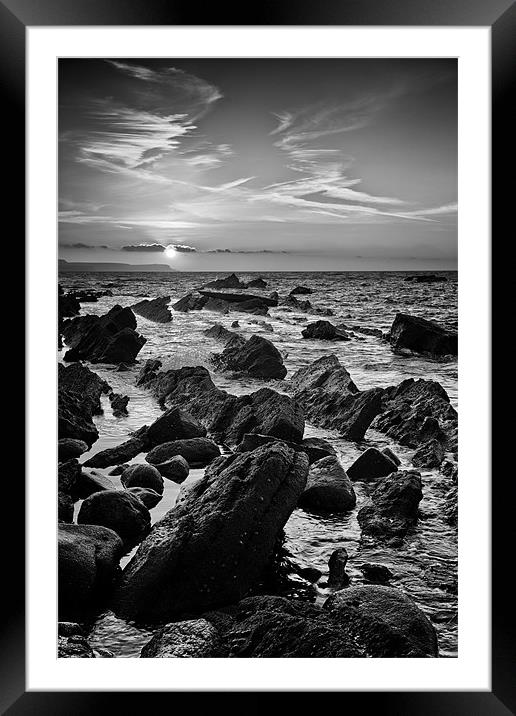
[165,246,177,259]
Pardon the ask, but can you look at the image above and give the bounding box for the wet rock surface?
[357,470,423,539]
[347,447,398,482]
[77,489,151,548]
[299,455,356,513]
[141,619,222,657]
[212,333,287,379]
[58,524,124,622]
[302,320,350,341]
[145,437,221,468]
[131,295,172,323]
[389,312,457,357]
[114,443,308,623]
[62,305,146,364]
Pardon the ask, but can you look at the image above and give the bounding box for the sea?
[58,270,458,658]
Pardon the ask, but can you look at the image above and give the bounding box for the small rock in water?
[298,456,356,513]
[152,455,190,484]
[109,393,129,417]
[290,285,312,295]
[121,463,164,495]
[347,447,398,482]
[327,547,350,588]
[359,563,393,584]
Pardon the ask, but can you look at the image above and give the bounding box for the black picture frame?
[5,0,509,711]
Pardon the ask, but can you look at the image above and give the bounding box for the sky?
[58,58,457,271]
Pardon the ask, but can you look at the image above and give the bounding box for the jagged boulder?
[137,364,304,446]
[109,393,129,416]
[246,277,268,289]
[290,355,382,441]
[62,305,146,363]
[347,447,398,482]
[146,407,207,447]
[412,439,445,468]
[357,470,423,539]
[113,443,309,622]
[58,363,111,447]
[298,455,356,512]
[172,292,208,312]
[389,313,457,357]
[235,433,334,465]
[203,273,244,289]
[212,334,287,379]
[83,434,149,468]
[131,295,172,323]
[203,323,236,343]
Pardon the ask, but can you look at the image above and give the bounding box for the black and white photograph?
[56,57,459,660]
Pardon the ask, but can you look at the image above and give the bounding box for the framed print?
[4,0,511,710]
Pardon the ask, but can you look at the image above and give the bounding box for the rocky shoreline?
[57,273,458,658]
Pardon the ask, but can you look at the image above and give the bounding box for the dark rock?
[114,443,309,622]
[58,635,96,658]
[125,487,163,509]
[131,295,172,323]
[373,378,457,452]
[138,364,304,446]
[116,362,131,372]
[203,273,244,289]
[58,622,84,637]
[382,447,401,466]
[204,595,361,657]
[357,470,423,539]
[212,334,287,380]
[121,463,164,495]
[199,290,278,307]
[290,286,312,295]
[389,312,457,357]
[204,297,231,314]
[146,407,206,447]
[108,464,129,475]
[290,355,382,441]
[245,277,268,289]
[302,320,350,341]
[327,548,350,588]
[58,438,89,462]
[77,490,151,548]
[152,455,190,483]
[300,437,337,464]
[58,363,111,447]
[284,294,312,312]
[109,393,129,417]
[412,439,445,468]
[62,305,146,364]
[324,585,438,657]
[146,437,220,468]
[141,619,222,657]
[171,292,208,312]
[350,325,384,338]
[231,321,240,328]
[203,323,236,343]
[440,459,458,481]
[347,447,398,482]
[73,469,115,500]
[297,567,323,583]
[83,435,149,468]
[58,523,123,621]
[359,563,393,584]
[58,492,74,523]
[299,456,356,513]
[58,459,82,495]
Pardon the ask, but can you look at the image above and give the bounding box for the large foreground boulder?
[131,295,172,323]
[58,524,123,621]
[290,355,383,441]
[324,585,438,657]
[298,455,356,512]
[137,363,304,446]
[77,490,151,548]
[212,334,287,379]
[113,443,309,622]
[347,447,398,482]
[389,313,457,357]
[62,305,146,364]
[357,470,423,539]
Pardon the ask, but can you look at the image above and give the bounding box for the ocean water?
[59,270,458,658]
